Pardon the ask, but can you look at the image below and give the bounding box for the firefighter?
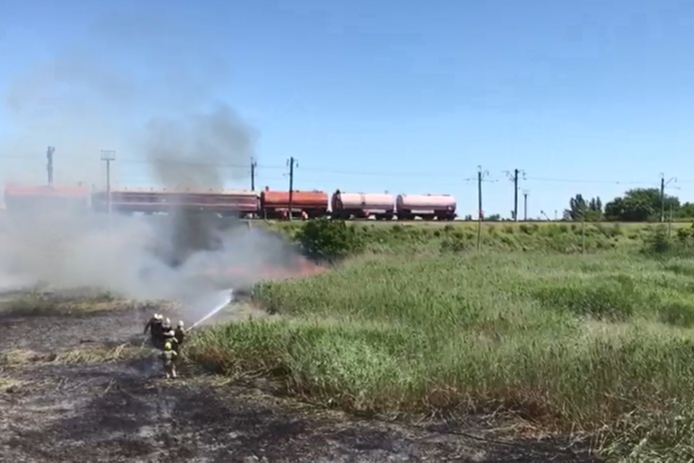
[143,312,157,336]
[162,323,178,350]
[159,342,178,379]
[174,321,185,352]
[144,313,163,347]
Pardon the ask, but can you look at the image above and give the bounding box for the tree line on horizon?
[561,188,692,222]
[462,187,694,222]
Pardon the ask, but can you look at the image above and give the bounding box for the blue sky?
[1,0,693,219]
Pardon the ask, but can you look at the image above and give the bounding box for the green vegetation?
[293,218,365,262]
[269,219,693,257]
[188,218,694,461]
[565,187,693,222]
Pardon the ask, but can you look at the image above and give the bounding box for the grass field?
[268,219,693,254]
[186,221,694,461]
[262,219,693,227]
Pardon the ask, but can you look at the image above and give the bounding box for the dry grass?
[0,377,24,393]
[0,290,179,318]
[0,344,148,367]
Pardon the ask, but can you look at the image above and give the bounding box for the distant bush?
[294,218,365,262]
[642,223,694,258]
[642,225,673,255]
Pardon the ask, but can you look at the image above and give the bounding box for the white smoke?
[0,8,308,322]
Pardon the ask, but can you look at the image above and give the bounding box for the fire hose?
[185,289,234,333]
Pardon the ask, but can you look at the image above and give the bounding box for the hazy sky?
[1,0,693,218]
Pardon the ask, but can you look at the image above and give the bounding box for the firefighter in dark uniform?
[144,313,163,347]
[161,320,178,351]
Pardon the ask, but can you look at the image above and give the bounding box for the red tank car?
[260,187,328,220]
[92,187,260,217]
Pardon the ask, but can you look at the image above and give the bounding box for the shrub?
[642,225,672,254]
[294,218,365,262]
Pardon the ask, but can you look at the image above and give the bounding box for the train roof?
[4,183,90,196]
[101,187,257,194]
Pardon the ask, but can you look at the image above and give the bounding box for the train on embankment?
[2,184,458,221]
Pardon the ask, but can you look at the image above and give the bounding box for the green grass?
[187,249,694,461]
[266,220,692,255]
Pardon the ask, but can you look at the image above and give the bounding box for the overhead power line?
[115,158,286,169]
[525,177,655,185]
[3,154,694,185]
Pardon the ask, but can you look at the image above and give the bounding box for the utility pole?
[513,169,519,221]
[46,146,55,186]
[504,169,525,221]
[100,150,116,218]
[660,174,676,223]
[477,166,489,251]
[581,209,586,254]
[523,189,529,221]
[287,157,298,221]
[250,157,257,191]
[669,202,674,238]
[660,174,665,223]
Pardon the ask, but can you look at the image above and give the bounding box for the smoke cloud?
[0,11,315,324]
[144,103,256,189]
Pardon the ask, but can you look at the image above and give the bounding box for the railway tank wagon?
[396,194,457,221]
[175,189,259,218]
[260,187,328,219]
[92,189,159,214]
[331,190,395,220]
[92,188,260,218]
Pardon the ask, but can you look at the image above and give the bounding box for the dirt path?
[0,297,603,462]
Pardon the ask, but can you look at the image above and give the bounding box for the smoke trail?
[0,9,315,320]
[141,102,257,271]
[143,103,255,188]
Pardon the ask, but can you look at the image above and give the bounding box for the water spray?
[186,288,234,333]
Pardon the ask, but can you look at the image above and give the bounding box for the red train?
[91,188,259,216]
[2,183,91,212]
[3,184,457,221]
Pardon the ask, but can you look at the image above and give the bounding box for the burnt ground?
[0,297,605,463]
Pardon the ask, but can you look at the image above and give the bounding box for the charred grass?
[0,289,179,319]
[0,290,161,374]
[0,289,121,317]
[0,344,148,368]
[187,251,694,461]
